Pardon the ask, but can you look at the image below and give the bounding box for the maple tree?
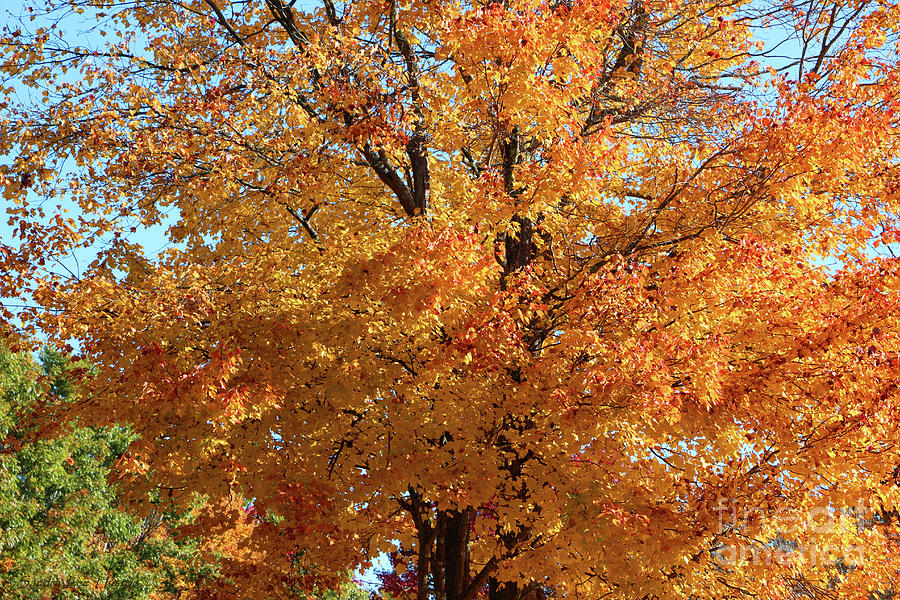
[5,0,900,598]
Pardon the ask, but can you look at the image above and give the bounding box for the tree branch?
[360,144,418,217]
[390,0,430,215]
[322,0,342,25]
[265,0,308,48]
[284,203,325,253]
[203,0,246,46]
[460,556,498,600]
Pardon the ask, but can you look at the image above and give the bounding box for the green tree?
[0,347,211,599]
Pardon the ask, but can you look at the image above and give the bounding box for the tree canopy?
[4,0,900,598]
[0,347,211,599]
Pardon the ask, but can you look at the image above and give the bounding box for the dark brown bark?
[361,143,419,217]
[443,509,471,600]
[392,0,431,216]
[499,126,536,281]
[489,579,522,600]
[504,215,536,276]
[430,509,473,600]
[406,132,431,215]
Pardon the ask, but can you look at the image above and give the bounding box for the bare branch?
[203,0,246,47]
[265,0,308,48]
[322,0,342,25]
[390,0,430,215]
[360,144,418,217]
[460,556,499,600]
[283,203,325,253]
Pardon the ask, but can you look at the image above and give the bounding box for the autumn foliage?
[5,0,900,598]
